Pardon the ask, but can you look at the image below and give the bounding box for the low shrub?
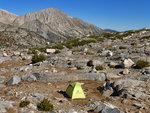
[54,50,61,54]
[32,54,46,63]
[141,36,150,39]
[109,65,115,68]
[19,100,30,107]
[131,43,137,46]
[97,50,102,53]
[119,46,126,49]
[52,44,64,50]
[101,32,115,38]
[37,98,54,111]
[135,60,149,69]
[95,65,104,70]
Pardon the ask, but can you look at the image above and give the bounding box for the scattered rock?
[122,69,129,75]
[21,74,37,82]
[121,58,134,68]
[7,76,21,85]
[3,53,7,57]
[46,49,56,53]
[0,100,13,113]
[94,102,123,113]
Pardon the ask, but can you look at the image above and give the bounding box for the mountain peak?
[0,9,17,24]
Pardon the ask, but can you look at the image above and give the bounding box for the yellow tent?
[66,82,86,99]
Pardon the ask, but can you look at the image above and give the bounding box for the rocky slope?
[12,8,103,42]
[0,9,17,24]
[0,28,150,112]
[0,22,48,48]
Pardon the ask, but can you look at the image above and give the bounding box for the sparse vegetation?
[37,98,54,111]
[95,65,104,70]
[135,60,150,69]
[52,44,64,50]
[32,54,46,63]
[119,46,126,49]
[54,50,61,54]
[19,100,30,108]
[141,36,150,39]
[97,50,102,53]
[131,42,137,46]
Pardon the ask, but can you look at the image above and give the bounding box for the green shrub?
[19,100,30,107]
[37,98,54,111]
[119,46,126,49]
[22,58,26,60]
[141,36,150,39]
[28,47,46,54]
[52,44,64,50]
[135,60,150,69]
[97,38,104,42]
[109,65,115,68]
[63,43,72,49]
[101,32,115,38]
[95,65,104,70]
[54,50,61,54]
[97,50,102,53]
[32,54,46,63]
[131,43,137,46]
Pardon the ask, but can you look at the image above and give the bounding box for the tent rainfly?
[66,82,86,99]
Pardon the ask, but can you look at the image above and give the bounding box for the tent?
[66,82,86,99]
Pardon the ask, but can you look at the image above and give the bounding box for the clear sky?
[0,0,150,31]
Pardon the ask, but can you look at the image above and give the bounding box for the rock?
[102,50,113,57]
[102,87,113,97]
[28,103,37,110]
[114,78,143,88]
[0,100,13,113]
[46,49,56,53]
[29,93,53,102]
[63,50,72,56]
[3,53,7,57]
[145,68,150,74]
[68,109,77,113]
[93,60,104,66]
[87,101,100,107]
[106,73,120,80]
[0,84,5,87]
[7,76,21,85]
[51,68,58,73]
[87,60,93,67]
[89,73,106,81]
[82,48,88,52]
[21,74,37,82]
[121,58,134,68]
[94,102,122,113]
[109,62,118,67]
[122,69,129,75]
[132,103,145,109]
[0,76,6,83]
[13,51,20,56]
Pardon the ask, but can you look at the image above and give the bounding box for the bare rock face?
[0,9,17,24]
[13,8,103,42]
[0,23,48,48]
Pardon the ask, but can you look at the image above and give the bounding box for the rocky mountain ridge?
[0,9,17,24]
[0,8,103,42]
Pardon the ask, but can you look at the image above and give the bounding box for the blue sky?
[0,0,150,31]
